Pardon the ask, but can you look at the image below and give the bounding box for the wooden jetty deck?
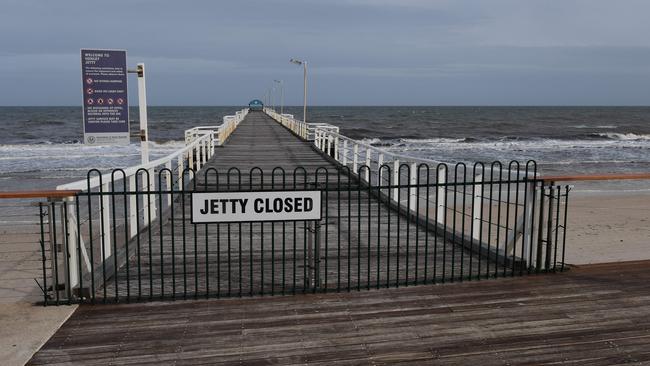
[100,111,482,300]
[29,260,650,365]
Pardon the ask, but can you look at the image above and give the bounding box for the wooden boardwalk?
[29,260,650,365]
[100,112,484,300]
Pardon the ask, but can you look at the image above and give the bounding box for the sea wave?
[592,132,650,141]
[0,141,185,175]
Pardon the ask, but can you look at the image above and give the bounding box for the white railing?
[264,108,338,141]
[185,109,248,146]
[53,108,248,292]
[264,107,539,269]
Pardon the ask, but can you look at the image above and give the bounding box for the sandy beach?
[564,190,650,265]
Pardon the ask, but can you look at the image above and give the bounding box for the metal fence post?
[545,184,555,270]
[129,175,137,238]
[314,221,321,290]
[306,221,313,288]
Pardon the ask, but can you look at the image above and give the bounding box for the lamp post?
[274,79,284,116]
[290,58,307,123]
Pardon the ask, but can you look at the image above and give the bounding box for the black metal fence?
[38,162,570,305]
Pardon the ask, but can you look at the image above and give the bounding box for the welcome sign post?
[81,49,129,145]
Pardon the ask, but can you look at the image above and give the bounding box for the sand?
[564,191,650,265]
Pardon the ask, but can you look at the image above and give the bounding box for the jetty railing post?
[188,147,194,171]
[147,168,157,223]
[209,132,214,156]
[325,133,331,156]
[129,175,137,238]
[437,166,446,225]
[196,141,202,171]
[136,63,150,165]
[165,161,172,206]
[334,136,339,161]
[378,154,384,184]
[101,183,111,258]
[409,162,417,209]
[64,196,79,292]
[353,144,359,173]
[342,140,349,166]
[472,174,483,241]
[177,156,184,188]
[393,160,399,200]
[197,140,201,167]
[522,180,535,265]
[201,139,205,166]
[47,200,58,302]
[365,149,371,182]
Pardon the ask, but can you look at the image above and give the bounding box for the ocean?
[1,106,649,192]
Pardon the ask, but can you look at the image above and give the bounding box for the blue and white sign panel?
[81,49,129,145]
[192,191,322,223]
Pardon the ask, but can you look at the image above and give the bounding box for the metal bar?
[38,202,47,305]
[561,186,569,271]
[545,185,555,270]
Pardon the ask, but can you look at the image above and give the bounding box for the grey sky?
[1,0,649,106]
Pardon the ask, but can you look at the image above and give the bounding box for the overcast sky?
[1,0,649,106]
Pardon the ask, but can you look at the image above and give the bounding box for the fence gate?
[38,162,570,304]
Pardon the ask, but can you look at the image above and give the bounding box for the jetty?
[32,107,566,304]
[5,105,616,365]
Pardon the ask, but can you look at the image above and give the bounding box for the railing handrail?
[0,190,81,199]
[540,173,650,182]
[313,127,447,166]
[58,108,249,191]
[56,132,212,191]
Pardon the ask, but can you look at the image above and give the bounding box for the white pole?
[137,63,149,165]
[437,166,447,226]
[393,160,399,200]
[101,183,111,259]
[409,162,417,210]
[472,174,484,241]
[129,175,137,239]
[303,62,308,124]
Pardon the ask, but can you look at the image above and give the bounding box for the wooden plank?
[28,261,650,365]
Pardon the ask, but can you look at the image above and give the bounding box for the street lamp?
[290,58,307,123]
[274,79,284,116]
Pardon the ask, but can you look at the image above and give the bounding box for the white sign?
[191,191,322,223]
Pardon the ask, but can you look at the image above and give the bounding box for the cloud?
[1,0,649,105]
